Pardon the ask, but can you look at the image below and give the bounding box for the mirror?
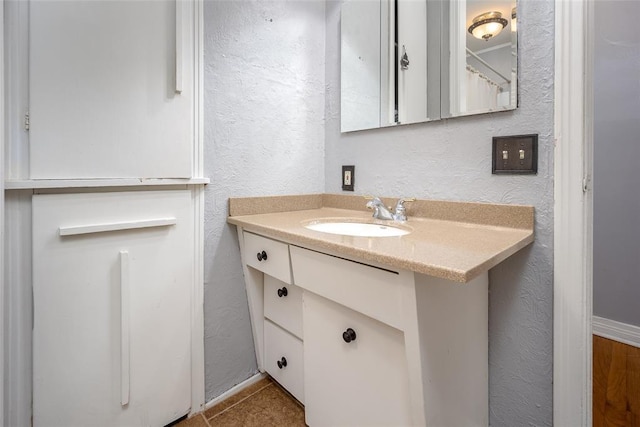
[443,0,517,118]
[340,0,518,133]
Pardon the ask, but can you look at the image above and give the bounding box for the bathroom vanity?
[228,194,534,426]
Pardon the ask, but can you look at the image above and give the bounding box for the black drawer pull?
[277,357,287,369]
[342,328,357,343]
[256,250,268,262]
[277,287,288,298]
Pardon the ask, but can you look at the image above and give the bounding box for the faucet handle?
[395,197,415,208]
[364,195,383,207]
[394,198,415,221]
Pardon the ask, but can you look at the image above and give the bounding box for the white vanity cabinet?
[32,191,194,427]
[237,228,490,427]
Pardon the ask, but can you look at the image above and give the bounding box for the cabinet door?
[29,0,193,179]
[32,191,193,427]
[303,292,412,427]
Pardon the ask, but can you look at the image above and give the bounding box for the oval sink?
[304,221,410,237]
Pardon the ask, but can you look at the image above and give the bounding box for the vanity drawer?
[264,319,304,404]
[243,232,292,284]
[264,276,303,339]
[290,246,403,330]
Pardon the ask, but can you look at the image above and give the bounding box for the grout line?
[200,413,212,427]
[203,372,268,411]
[207,383,274,422]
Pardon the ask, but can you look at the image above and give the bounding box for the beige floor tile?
[208,383,305,427]
[173,414,210,427]
[204,377,273,420]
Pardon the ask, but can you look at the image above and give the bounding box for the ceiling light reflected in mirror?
[468,11,508,41]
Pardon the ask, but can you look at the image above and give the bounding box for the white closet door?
[32,191,193,427]
[29,0,193,179]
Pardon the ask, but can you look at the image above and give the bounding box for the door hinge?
[24,111,30,131]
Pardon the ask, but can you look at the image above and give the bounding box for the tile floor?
[175,377,306,427]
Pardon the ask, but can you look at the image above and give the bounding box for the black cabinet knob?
[342,328,357,343]
[256,250,268,262]
[277,287,288,298]
[277,357,287,369]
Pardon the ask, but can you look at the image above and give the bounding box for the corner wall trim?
[553,0,592,425]
[593,316,640,349]
[203,372,267,412]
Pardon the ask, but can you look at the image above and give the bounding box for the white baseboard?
[593,316,640,348]
[203,372,267,411]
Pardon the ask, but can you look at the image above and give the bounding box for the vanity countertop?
[227,194,534,283]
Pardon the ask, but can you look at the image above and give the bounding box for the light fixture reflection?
[468,11,508,41]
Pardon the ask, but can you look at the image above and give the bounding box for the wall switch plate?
[492,134,538,174]
[342,165,355,191]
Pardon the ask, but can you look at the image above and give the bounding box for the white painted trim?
[194,0,204,178]
[189,0,206,415]
[58,218,177,236]
[190,185,206,414]
[1,1,6,424]
[119,251,131,406]
[5,177,210,190]
[553,0,593,426]
[175,0,185,94]
[4,191,33,427]
[203,373,268,412]
[593,317,640,349]
[4,0,29,180]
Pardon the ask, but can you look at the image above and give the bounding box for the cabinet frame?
[3,0,206,423]
[0,4,5,424]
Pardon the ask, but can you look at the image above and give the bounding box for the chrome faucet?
[365,197,415,222]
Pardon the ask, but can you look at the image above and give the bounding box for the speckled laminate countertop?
[227,194,534,283]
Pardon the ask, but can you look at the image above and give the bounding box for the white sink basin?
[304,221,410,237]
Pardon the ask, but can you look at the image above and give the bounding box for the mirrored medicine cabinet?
[341,0,518,133]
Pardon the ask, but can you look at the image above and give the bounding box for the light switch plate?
[492,134,538,174]
[342,165,355,191]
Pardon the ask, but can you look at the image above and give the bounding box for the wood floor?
[593,335,640,427]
